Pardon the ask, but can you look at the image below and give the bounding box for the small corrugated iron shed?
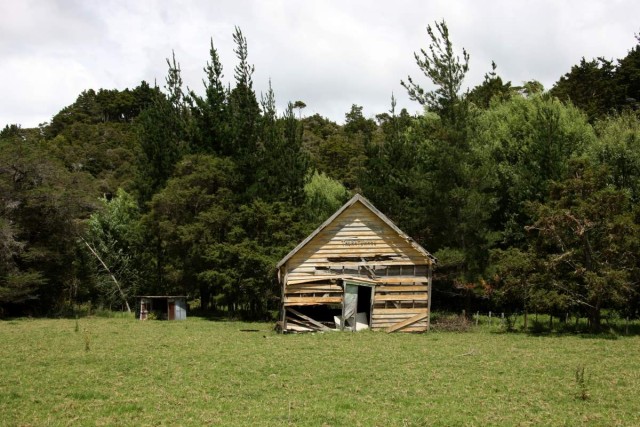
[137,296,187,320]
[276,194,436,333]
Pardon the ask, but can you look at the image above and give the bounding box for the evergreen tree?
[590,111,640,201]
[360,95,420,228]
[228,27,261,196]
[616,34,640,110]
[0,127,96,314]
[189,38,229,154]
[526,159,639,331]
[135,55,189,202]
[401,19,469,125]
[550,57,617,122]
[467,61,513,109]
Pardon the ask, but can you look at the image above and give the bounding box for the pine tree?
[401,20,469,125]
[135,54,189,202]
[228,27,261,196]
[189,38,229,154]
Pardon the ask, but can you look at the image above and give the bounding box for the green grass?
[1,317,640,426]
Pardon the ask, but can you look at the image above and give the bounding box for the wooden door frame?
[341,280,376,331]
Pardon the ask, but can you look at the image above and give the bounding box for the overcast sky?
[2,0,639,128]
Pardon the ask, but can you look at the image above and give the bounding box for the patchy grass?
[1,317,640,426]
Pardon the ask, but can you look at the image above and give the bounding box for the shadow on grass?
[485,320,637,339]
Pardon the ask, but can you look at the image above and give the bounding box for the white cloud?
[1,0,639,128]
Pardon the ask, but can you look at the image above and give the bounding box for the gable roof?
[276,194,436,269]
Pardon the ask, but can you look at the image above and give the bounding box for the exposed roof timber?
[276,194,436,269]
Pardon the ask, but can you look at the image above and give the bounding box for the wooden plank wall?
[281,201,432,332]
[371,283,429,332]
[285,202,428,281]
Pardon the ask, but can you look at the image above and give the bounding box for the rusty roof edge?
[276,194,436,269]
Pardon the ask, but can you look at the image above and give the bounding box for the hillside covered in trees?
[2,23,640,330]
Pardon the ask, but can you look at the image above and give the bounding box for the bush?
[431,312,471,332]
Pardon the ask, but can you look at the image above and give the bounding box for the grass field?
[1,317,640,426]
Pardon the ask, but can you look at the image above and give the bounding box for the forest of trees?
[1,23,640,330]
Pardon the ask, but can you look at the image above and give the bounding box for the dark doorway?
[356,285,373,326]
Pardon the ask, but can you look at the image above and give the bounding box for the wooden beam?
[285,318,314,332]
[284,296,342,304]
[427,264,433,331]
[374,294,428,302]
[376,285,429,292]
[386,312,428,333]
[286,307,330,331]
[373,307,428,314]
[376,278,430,284]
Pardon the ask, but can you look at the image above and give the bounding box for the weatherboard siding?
[279,196,434,333]
[286,202,428,279]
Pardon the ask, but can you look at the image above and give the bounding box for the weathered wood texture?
[285,202,431,285]
[279,196,434,333]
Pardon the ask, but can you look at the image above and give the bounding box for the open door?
[168,300,176,320]
[342,281,374,331]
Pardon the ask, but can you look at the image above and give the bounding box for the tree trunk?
[81,238,131,313]
[590,307,602,332]
[200,284,210,312]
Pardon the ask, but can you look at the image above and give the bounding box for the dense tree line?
[1,23,639,330]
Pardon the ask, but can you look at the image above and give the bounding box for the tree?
[467,61,513,109]
[526,159,639,331]
[0,127,96,314]
[471,94,596,247]
[312,105,373,189]
[143,154,238,309]
[488,247,538,329]
[590,111,640,201]
[135,56,189,202]
[399,21,495,287]
[228,26,261,196]
[360,95,421,229]
[550,57,617,122]
[616,34,640,110]
[188,38,230,155]
[85,189,142,311]
[201,199,307,318]
[302,171,350,224]
[0,216,45,312]
[401,19,469,124]
[255,83,308,203]
[293,100,307,119]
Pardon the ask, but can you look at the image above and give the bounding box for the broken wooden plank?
[286,307,330,331]
[287,323,314,332]
[374,320,428,328]
[386,312,428,333]
[286,316,319,330]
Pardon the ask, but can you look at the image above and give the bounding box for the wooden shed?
[277,194,436,333]
[137,296,187,320]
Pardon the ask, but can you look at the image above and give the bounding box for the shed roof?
[276,194,436,269]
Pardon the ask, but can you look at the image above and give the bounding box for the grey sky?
[1,0,639,128]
